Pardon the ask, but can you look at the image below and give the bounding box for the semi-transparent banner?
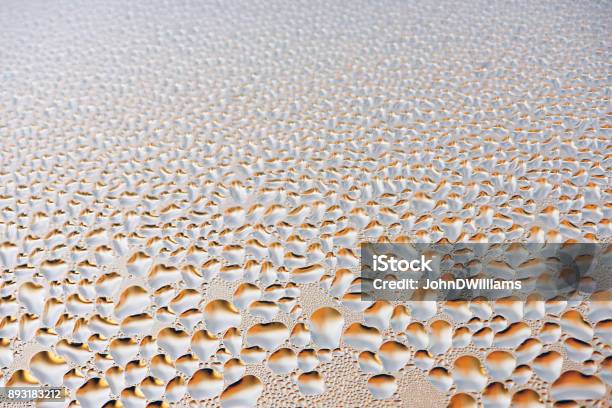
[360,243,611,301]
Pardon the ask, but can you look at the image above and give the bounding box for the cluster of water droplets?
[0,0,610,406]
